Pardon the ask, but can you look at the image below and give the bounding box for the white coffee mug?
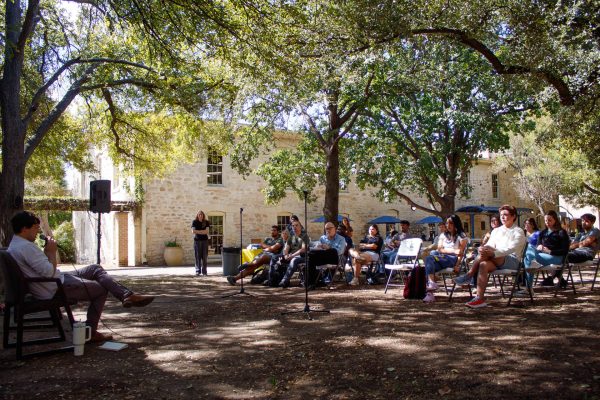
[72,321,91,356]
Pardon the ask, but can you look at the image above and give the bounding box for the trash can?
[222,247,241,276]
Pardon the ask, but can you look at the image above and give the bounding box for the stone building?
[72,136,539,267]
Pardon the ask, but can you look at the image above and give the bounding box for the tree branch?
[23,57,154,126]
[410,28,574,106]
[101,88,139,159]
[583,183,600,196]
[24,64,99,162]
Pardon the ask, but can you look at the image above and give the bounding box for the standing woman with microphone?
[192,210,211,276]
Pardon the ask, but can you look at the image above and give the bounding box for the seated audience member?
[567,213,599,263]
[7,211,154,343]
[337,224,353,257]
[286,215,307,237]
[226,225,284,285]
[348,224,383,286]
[381,230,400,265]
[465,215,500,264]
[455,214,500,285]
[455,204,526,308]
[524,210,570,288]
[421,222,447,258]
[308,222,347,286]
[382,220,413,265]
[422,215,468,303]
[524,217,540,247]
[342,217,352,234]
[269,220,310,288]
[342,217,354,240]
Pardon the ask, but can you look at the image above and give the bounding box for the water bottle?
[344,264,354,283]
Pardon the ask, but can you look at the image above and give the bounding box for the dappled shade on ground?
[1,272,599,399]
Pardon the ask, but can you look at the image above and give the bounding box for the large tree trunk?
[323,141,340,226]
[438,195,455,218]
[0,160,26,247]
[0,0,27,246]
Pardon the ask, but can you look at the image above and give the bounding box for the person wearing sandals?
[423,215,468,303]
[348,224,383,286]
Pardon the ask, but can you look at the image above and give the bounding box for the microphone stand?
[223,207,252,298]
[281,190,330,320]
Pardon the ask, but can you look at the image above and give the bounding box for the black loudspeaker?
[90,180,111,213]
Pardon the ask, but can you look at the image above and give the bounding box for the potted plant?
[163,238,184,266]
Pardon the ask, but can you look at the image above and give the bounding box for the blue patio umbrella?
[415,215,443,224]
[368,215,402,224]
[312,215,347,223]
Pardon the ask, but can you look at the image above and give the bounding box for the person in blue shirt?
[524,217,540,247]
[306,222,347,286]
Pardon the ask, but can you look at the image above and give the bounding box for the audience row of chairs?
[2,242,598,360]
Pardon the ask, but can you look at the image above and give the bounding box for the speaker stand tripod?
[96,212,102,265]
[281,190,330,320]
[223,208,252,298]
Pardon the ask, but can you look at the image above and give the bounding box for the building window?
[464,222,469,233]
[207,149,223,185]
[277,214,291,234]
[208,215,223,254]
[491,174,499,199]
[480,221,486,231]
[462,171,472,198]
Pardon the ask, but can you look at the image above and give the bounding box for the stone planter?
[163,246,184,266]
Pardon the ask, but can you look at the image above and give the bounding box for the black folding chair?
[1,249,75,359]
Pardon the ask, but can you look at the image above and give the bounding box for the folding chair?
[435,244,471,302]
[570,255,600,290]
[383,238,422,294]
[1,249,75,359]
[315,254,347,288]
[488,246,533,306]
[530,254,576,297]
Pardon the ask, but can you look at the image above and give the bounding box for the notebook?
[98,341,128,351]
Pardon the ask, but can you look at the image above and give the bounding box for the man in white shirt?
[7,211,154,342]
[464,205,526,308]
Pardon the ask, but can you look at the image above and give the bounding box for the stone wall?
[72,139,542,266]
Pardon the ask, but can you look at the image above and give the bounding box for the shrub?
[165,238,180,247]
[53,221,75,262]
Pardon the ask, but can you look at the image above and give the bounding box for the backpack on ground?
[250,265,268,284]
[267,257,287,287]
[403,266,426,300]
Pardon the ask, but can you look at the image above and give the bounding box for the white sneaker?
[426,280,439,291]
[423,292,435,303]
[349,277,360,286]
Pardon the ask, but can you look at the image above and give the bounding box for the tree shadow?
[1,273,599,399]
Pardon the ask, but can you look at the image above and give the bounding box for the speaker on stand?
[89,180,111,265]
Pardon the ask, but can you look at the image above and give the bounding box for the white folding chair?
[383,238,422,294]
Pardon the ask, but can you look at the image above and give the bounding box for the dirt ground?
[1,269,600,400]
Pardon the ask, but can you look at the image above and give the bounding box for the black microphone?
[39,234,64,250]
